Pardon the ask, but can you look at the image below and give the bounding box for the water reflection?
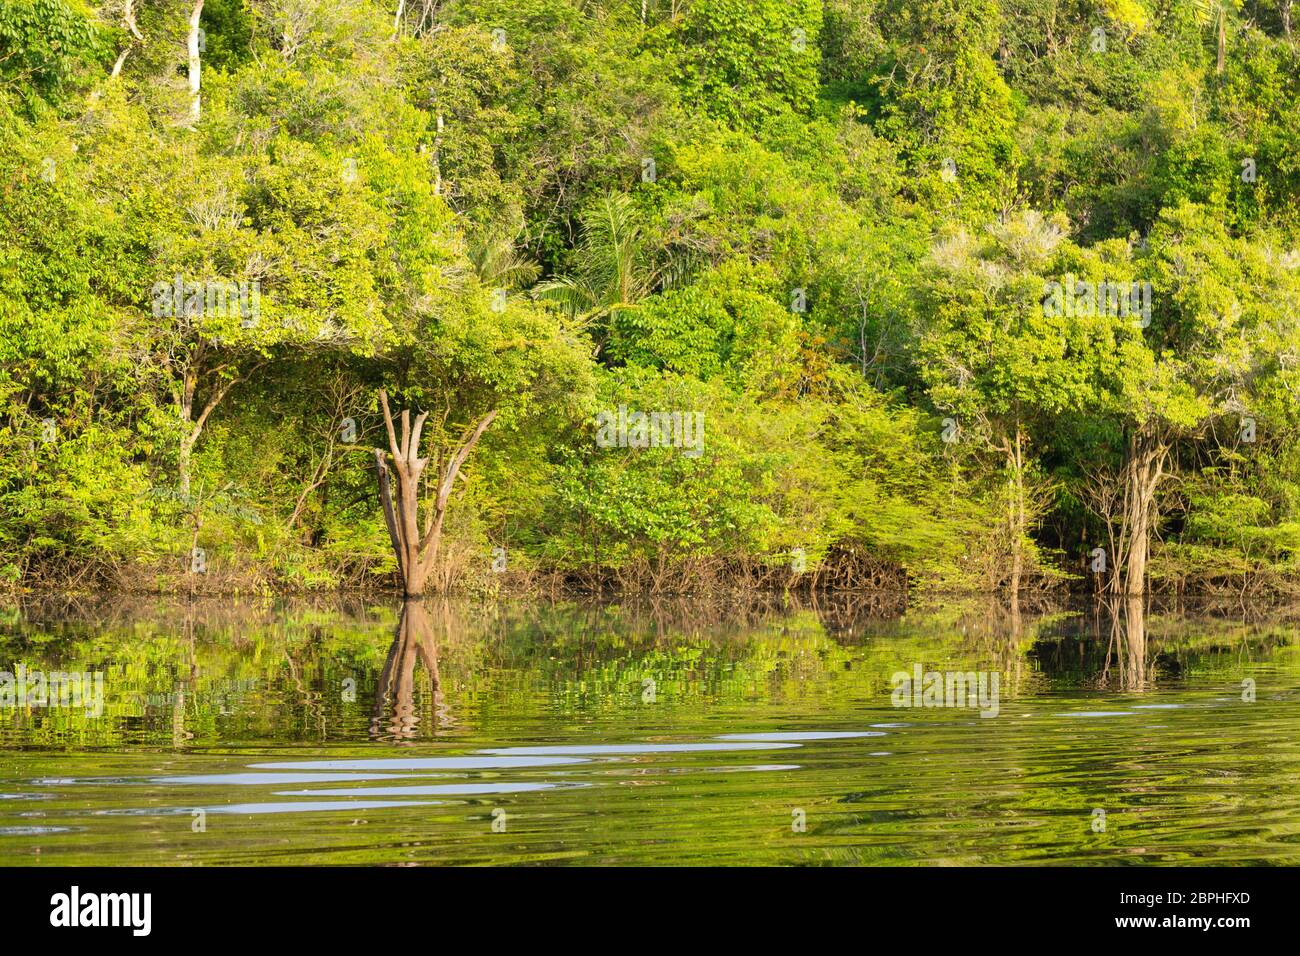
[371,600,452,741]
[1099,597,1147,691]
[1,595,1298,864]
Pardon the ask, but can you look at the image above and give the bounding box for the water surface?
[1,595,1297,865]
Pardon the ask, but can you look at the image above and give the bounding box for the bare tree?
[372,390,496,596]
[187,0,204,124]
[1082,430,1171,597]
[286,373,367,531]
[392,0,446,37]
[90,0,144,99]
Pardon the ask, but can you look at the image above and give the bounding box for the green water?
[0,595,1297,865]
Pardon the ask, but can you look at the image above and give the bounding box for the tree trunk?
[373,390,496,597]
[1216,9,1227,75]
[1114,428,1167,597]
[109,45,132,80]
[95,0,143,94]
[178,367,197,496]
[1005,425,1027,598]
[179,439,193,496]
[1122,595,1146,690]
[175,365,250,497]
[124,0,143,39]
[188,0,204,125]
[1124,501,1149,596]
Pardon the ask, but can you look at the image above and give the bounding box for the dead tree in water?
[372,390,496,596]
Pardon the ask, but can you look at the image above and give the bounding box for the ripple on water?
[271,782,586,797]
[97,800,446,816]
[248,756,590,771]
[476,742,802,755]
[714,732,885,741]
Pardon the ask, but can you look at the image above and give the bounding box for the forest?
[2,0,1300,598]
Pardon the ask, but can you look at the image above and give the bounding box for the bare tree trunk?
[1216,8,1227,74]
[1124,500,1149,595]
[1285,0,1294,39]
[1115,428,1167,597]
[110,0,142,81]
[109,46,132,80]
[1004,425,1027,598]
[124,0,143,39]
[373,390,496,596]
[188,0,204,125]
[1122,595,1146,690]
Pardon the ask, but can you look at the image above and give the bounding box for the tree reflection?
[370,599,454,741]
[1097,596,1147,691]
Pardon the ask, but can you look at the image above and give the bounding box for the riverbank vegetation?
[3,0,1300,597]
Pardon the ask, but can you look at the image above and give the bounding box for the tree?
[871,0,1019,217]
[1086,201,1300,595]
[533,192,660,349]
[0,0,101,109]
[372,390,496,596]
[187,0,203,123]
[664,0,823,129]
[919,210,1109,595]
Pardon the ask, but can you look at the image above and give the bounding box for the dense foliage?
[3,0,1300,596]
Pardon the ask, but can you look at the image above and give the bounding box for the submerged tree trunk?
[372,390,496,597]
[1099,596,1147,690]
[1122,596,1147,690]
